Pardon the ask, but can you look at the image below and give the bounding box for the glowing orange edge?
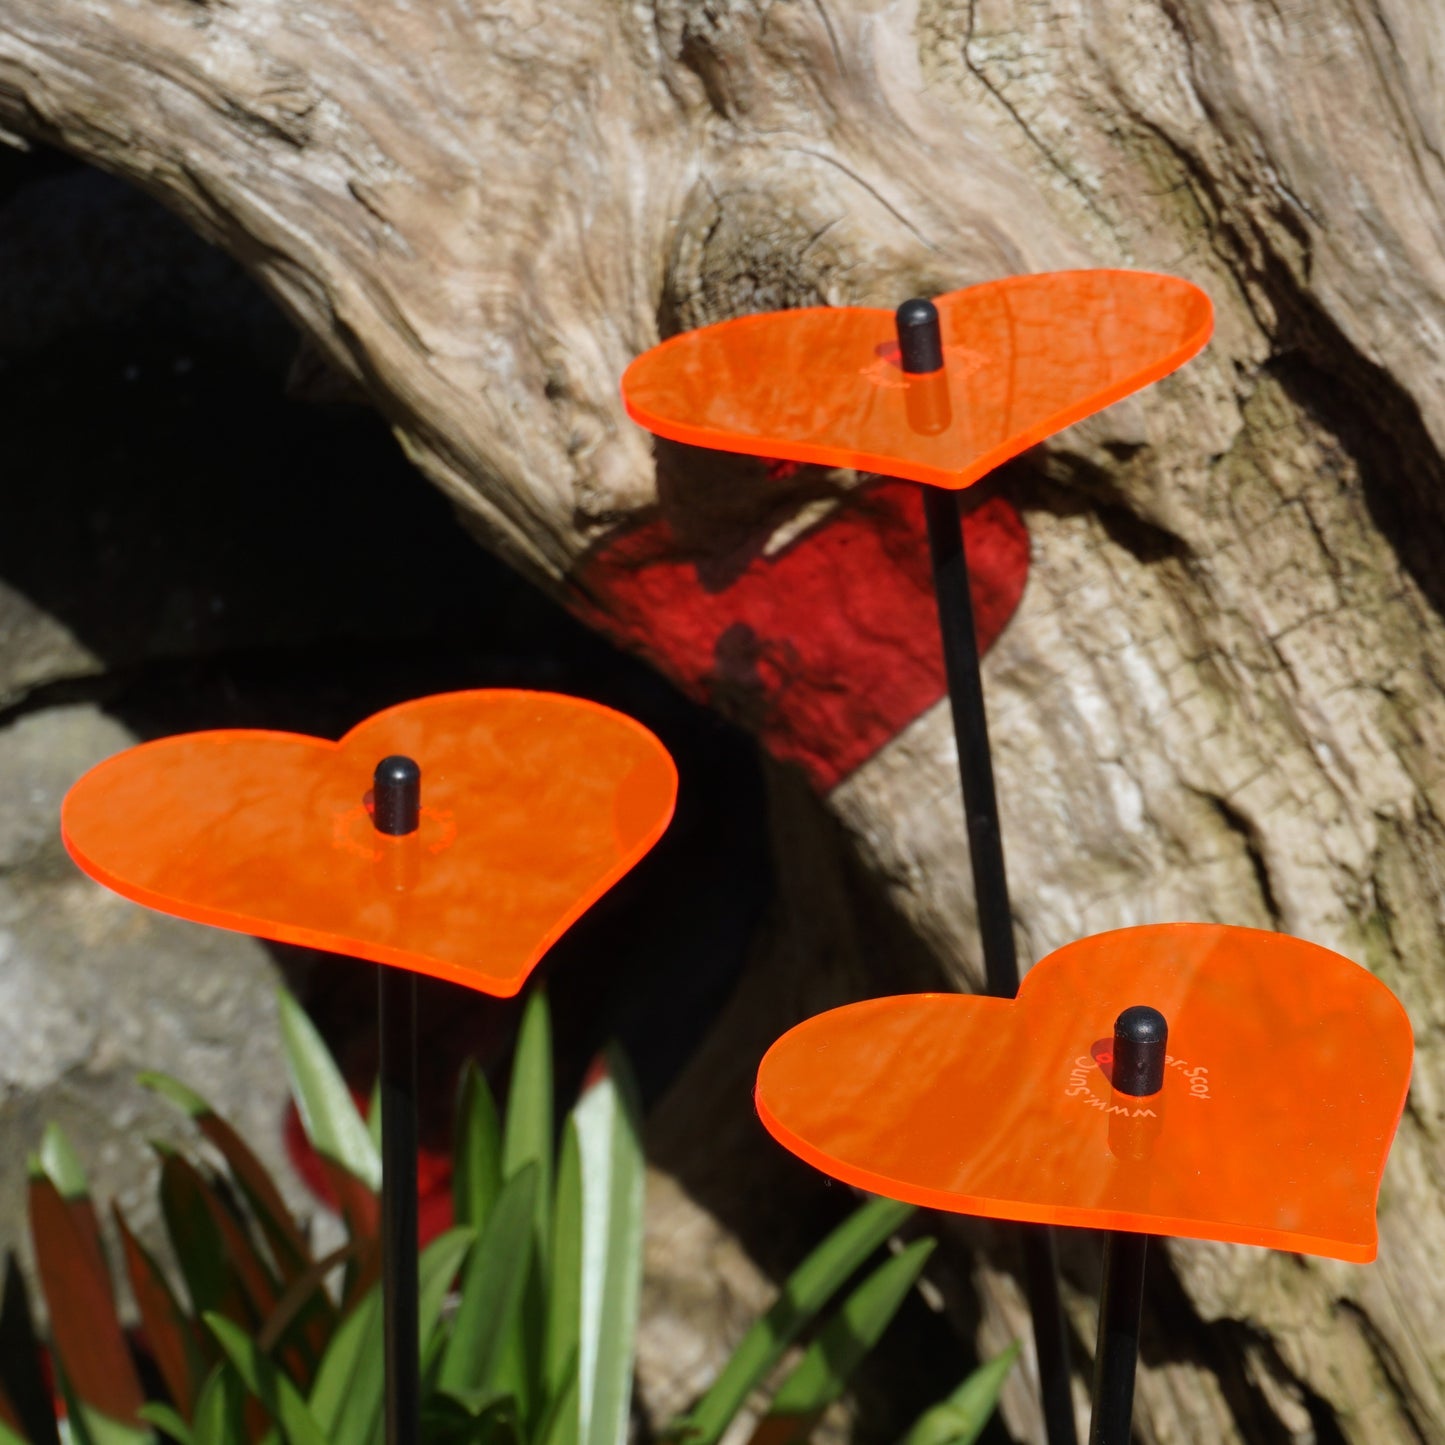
[622,272,1216,490]
[59,689,680,999]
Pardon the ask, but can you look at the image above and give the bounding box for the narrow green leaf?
[0,1417,29,1445]
[899,1344,1021,1445]
[308,1288,381,1443]
[71,1411,153,1445]
[306,1226,473,1445]
[535,1368,579,1445]
[156,1155,259,1332]
[56,1371,152,1445]
[157,1154,226,1319]
[453,1062,504,1233]
[203,1314,327,1445]
[543,1118,582,1432]
[418,1227,477,1359]
[768,1239,937,1423]
[500,993,554,1426]
[276,989,380,1191]
[140,1073,315,1287]
[438,1163,540,1400]
[679,1195,915,1445]
[502,991,553,1236]
[136,1406,193,1445]
[191,1365,248,1445]
[575,1050,646,1445]
[38,1124,88,1201]
[136,1074,210,1119]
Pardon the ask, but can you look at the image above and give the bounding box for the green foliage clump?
[0,990,1013,1445]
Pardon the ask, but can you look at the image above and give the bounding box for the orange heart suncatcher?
[62,691,678,997]
[755,924,1412,1262]
[622,270,1213,490]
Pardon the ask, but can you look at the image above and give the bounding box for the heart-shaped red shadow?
[622,270,1213,490]
[756,924,1412,1262]
[61,691,678,997]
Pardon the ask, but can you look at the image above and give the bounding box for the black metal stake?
[899,298,1078,1445]
[1022,1225,1081,1445]
[375,756,421,1445]
[920,485,1019,1001]
[1088,1006,1167,1445]
[1088,1232,1148,1445]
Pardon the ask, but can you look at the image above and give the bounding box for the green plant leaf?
[762,1239,937,1442]
[276,989,380,1192]
[140,1073,315,1287]
[307,1287,381,1445]
[0,1418,29,1445]
[28,1174,145,1426]
[503,991,553,1265]
[55,1369,152,1445]
[535,1368,579,1445]
[38,1124,89,1201]
[190,1365,248,1445]
[136,1073,210,1119]
[157,1153,284,1345]
[542,1117,582,1440]
[0,1252,60,1445]
[204,1315,327,1445]
[575,1051,645,1445]
[453,1062,504,1235]
[156,1154,233,1322]
[499,992,555,1426]
[438,1162,540,1402]
[677,1195,915,1445]
[306,1225,473,1445]
[72,1411,153,1445]
[899,1344,1021,1445]
[136,1406,194,1445]
[418,1227,477,1359]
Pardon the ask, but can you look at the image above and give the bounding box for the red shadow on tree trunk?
[571,477,1030,792]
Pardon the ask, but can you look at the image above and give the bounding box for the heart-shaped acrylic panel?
[756,924,1412,1262]
[62,691,678,997]
[622,270,1213,490]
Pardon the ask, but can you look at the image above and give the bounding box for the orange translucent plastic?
[62,691,678,998]
[622,270,1213,490]
[756,924,1412,1262]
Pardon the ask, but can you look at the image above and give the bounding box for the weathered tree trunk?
[6,1,1445,1439]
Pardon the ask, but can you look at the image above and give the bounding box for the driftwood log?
[5,1,1445,1439]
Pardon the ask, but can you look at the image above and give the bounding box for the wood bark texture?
[5,1,1445,1440]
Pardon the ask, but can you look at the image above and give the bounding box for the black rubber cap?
[1112,1005,1168,1097]
[373,755,421,836]
[895,298,944,374]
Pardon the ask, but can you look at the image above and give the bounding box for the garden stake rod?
[898,299,1017,1000]
[897,298,1079,1445]
[1088,1006,1168,1445]
[375,755,422,1445]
